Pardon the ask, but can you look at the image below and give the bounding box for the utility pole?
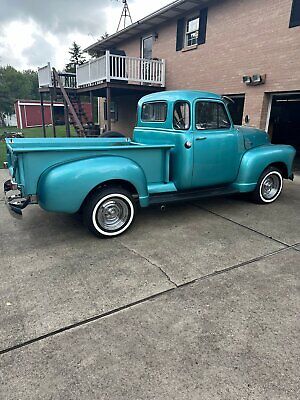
[117,0,133,31]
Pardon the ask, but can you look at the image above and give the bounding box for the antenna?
[116,0,133,31]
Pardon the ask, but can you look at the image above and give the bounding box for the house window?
[186,17,200,47]
[195,102,231,130]
[142,102,167,122]
[173,101,190,130]
[289,0,300,28]
[176,9,208,51]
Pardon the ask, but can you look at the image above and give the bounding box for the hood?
[235,125,270,150]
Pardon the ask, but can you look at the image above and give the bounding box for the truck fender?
[37,156,149,213]
[233,144,296,192]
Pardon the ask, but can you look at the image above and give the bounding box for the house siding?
[107,0,300,134]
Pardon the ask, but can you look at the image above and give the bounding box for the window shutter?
[198,7,208,45]
[289,0,300,28]
[176,18,185,51]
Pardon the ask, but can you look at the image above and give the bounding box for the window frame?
[141,101,168,123]
[141,35,153,59]
[289,0,300,28]
[173,101,191,130]
[185,16,200,47]
[194,100,232,131]
[104,100,118,122]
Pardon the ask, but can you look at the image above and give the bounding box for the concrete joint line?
[120,241,178,287]
[0,245,294,357]
[191,203,290,247]
[290,243,300,252]
[193,245,292,284]
[0,287,177,356]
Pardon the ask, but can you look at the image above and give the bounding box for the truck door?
[192,100,241,188]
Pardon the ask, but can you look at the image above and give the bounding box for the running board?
[148,186,236,205]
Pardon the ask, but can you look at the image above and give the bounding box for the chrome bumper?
[3,179,30,218]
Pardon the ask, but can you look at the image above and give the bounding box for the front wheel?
[251,166,283,204]
[83,187,135,238]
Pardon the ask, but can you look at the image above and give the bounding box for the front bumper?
[4,179,30,217]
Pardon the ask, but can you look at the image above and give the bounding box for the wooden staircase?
[52,68,97,137]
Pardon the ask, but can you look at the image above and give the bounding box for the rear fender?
[233,144,296,192]
[37,156,148,213]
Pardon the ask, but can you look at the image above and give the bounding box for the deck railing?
[38,63,52,87]
[76,51,166,88]
[38,63,77,89]
[38,51,166,89]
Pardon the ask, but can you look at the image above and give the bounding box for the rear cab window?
[141,102,167,122]
[195,101,231,130]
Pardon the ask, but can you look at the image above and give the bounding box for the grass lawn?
[0,125,76,168]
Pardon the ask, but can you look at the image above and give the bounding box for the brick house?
[38,0,300,151]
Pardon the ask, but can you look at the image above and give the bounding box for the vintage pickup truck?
[4,91,296,238]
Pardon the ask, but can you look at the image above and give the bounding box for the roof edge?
[84,0,190,53]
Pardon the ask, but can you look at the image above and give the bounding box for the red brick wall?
[113,0,300,130]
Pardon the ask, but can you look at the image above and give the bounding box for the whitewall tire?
[252,167,283,204]
[83,187,135,238]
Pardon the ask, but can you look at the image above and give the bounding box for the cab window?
[195,101,231,130]
[173,101,190,130]
[141,102,167,122]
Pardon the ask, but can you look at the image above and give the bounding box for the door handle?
[196,137,207,141]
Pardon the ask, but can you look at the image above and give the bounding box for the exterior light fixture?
[243,74,266,86]
[242,76,252,85]
[252,74,266,85]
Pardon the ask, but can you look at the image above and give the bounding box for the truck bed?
[6,137,174,196]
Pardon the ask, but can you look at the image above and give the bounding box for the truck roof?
[139,90,223,104]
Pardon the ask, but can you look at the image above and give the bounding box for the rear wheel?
[83,187,135,238]
[251,166,283,204]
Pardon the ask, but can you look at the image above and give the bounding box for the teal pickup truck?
[4,91,296,238]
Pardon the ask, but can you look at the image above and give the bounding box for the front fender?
[233,144,296,192]
[38,156,148,213]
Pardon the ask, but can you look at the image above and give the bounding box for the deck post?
[105,50,111,83]
[161,59,166,87]
[90,91,94,123]
[64,98,71,137]
[40,92,46,138]
[106,86,112,131]
[50,89,56,137]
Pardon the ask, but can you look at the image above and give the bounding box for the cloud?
[0,0,118,36]
[22,33,56,68]
[0,0,173,70]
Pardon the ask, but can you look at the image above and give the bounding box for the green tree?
[65,42,86,73]
[0,66,39,126]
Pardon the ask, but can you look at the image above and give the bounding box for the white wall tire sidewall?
[259,171,283,203]
[92,193,134,237]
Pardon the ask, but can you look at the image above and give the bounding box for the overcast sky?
[0,0,172,71]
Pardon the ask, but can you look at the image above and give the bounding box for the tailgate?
[5,139,20,181]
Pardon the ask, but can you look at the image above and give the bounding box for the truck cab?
[134,91,269,190]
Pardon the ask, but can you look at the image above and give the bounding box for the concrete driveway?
[0,169,299,399]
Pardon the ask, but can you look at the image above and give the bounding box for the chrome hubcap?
[97,198,129,231]
[261,174,281,200]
